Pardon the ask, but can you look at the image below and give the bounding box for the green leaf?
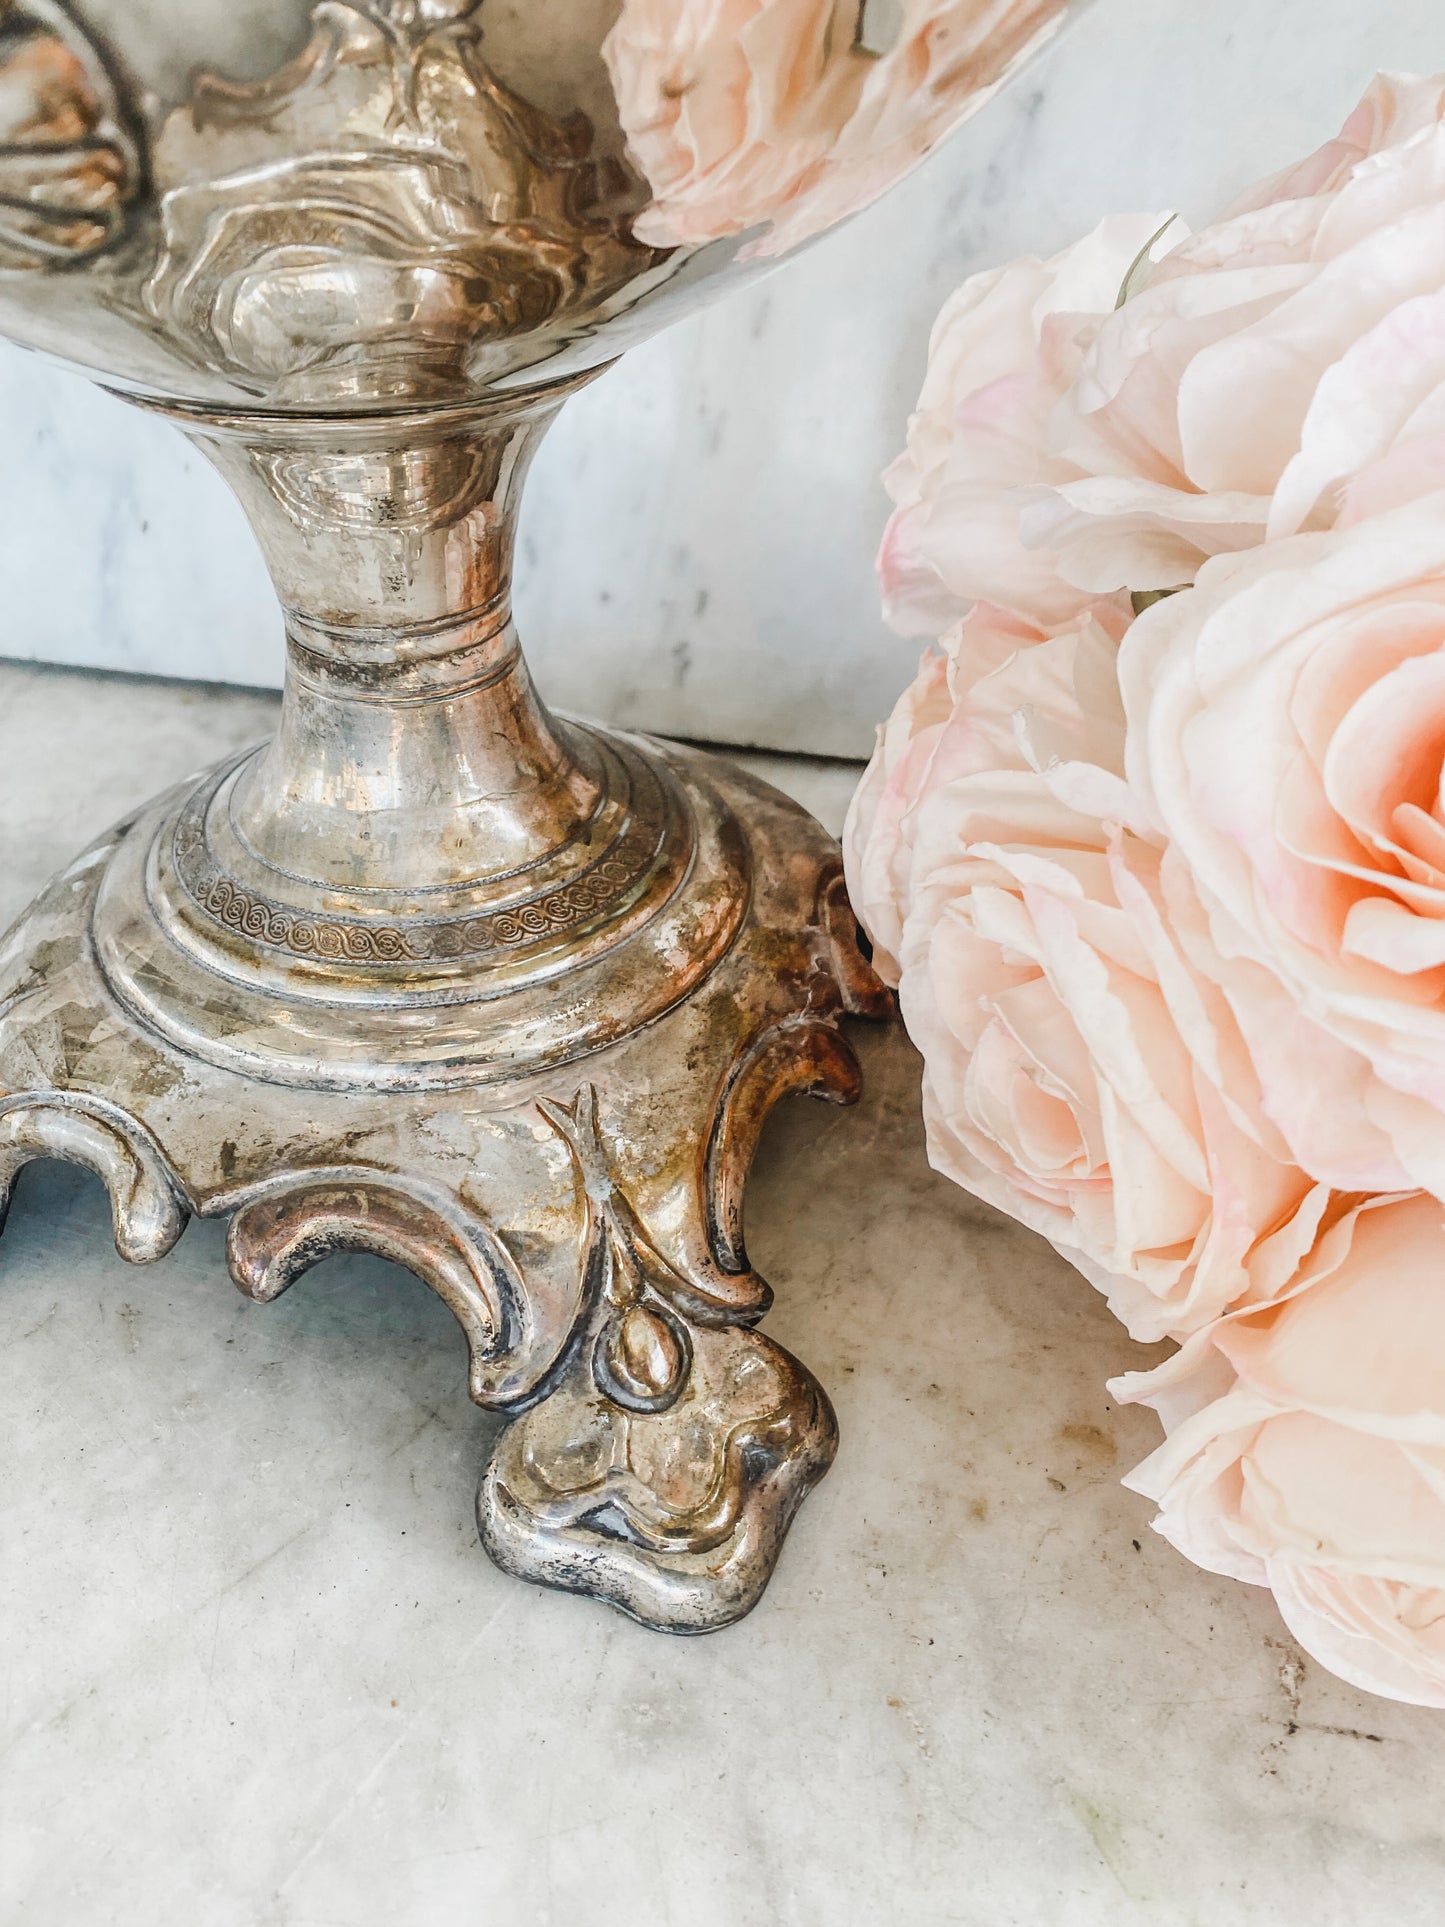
[1116,215,1183,310]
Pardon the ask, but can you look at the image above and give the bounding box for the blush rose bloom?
[877,213,1173,637]
[1123,495,1445,1202]
[1114,1191,1445,1710]
[1030,70,1445,597]
[844,605,1331,1343]
[603,0,1071,259]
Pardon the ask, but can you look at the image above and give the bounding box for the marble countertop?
[3,665,1443,1926]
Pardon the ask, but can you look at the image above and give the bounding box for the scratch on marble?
[1067,1790,1152,1904]
[15,1303,59,1344]
[222,1517,322,1599]
[1011,1522,1060,1637]
[271,1597,514,1902]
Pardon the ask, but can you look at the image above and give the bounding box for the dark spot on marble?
[1058,1420,1117,1467]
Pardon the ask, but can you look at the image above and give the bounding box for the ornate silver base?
[0,733,886,1632]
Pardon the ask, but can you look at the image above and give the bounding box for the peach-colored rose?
[844,604,1330,1342]
[1122,497,1445,1201]
[844,603,1034,973]
[877,215,1174,637]
[1030,71,1445,596]
[1114,1191,1445,1710]
[1228,69,1445,215]
[763,0,1073,256]
[603,0,1072,260]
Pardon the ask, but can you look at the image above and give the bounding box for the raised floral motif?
[143,0,651,402]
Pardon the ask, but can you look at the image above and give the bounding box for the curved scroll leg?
[224,1171,532,1402]
[0,1093,189,1265]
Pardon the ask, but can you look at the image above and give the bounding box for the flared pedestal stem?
[0,379,892,1632]
[163,378,599,901]
[92,380,729,1091]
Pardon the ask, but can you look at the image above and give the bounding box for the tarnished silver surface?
[0,0,1072,1627]
[0,759,888,1629]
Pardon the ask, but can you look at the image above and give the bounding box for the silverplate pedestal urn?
[0,0,1073,1629]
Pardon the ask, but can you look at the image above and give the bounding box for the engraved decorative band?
[171,760,671,967]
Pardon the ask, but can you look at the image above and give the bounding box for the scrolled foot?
[473,1081,837,1631]
[478,1322,838,1633]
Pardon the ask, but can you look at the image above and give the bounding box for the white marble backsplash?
[0,0,1440,756]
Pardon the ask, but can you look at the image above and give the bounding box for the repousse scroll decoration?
[142,0,653,402]
[0,0,139,269]
[212,1078,848,1631]
[539,1084,729,1410]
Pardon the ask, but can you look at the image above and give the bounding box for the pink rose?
[761,0,1074,256]
[852,67,1445,1706]
[843,602,1036,975]
[1228,69,1445,214]
[1031,71,1445,596]
[1114,1192,1445,1710]
[878,215,1173,637]
[1122,496,1445,1200]
[603,0,1072,260]
[844,605,1329,1342]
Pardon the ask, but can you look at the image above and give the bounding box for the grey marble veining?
[5,663,1445,1927]
[0,0,1440,754]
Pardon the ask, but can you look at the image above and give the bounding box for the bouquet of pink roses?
[846,72,1445,1708]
